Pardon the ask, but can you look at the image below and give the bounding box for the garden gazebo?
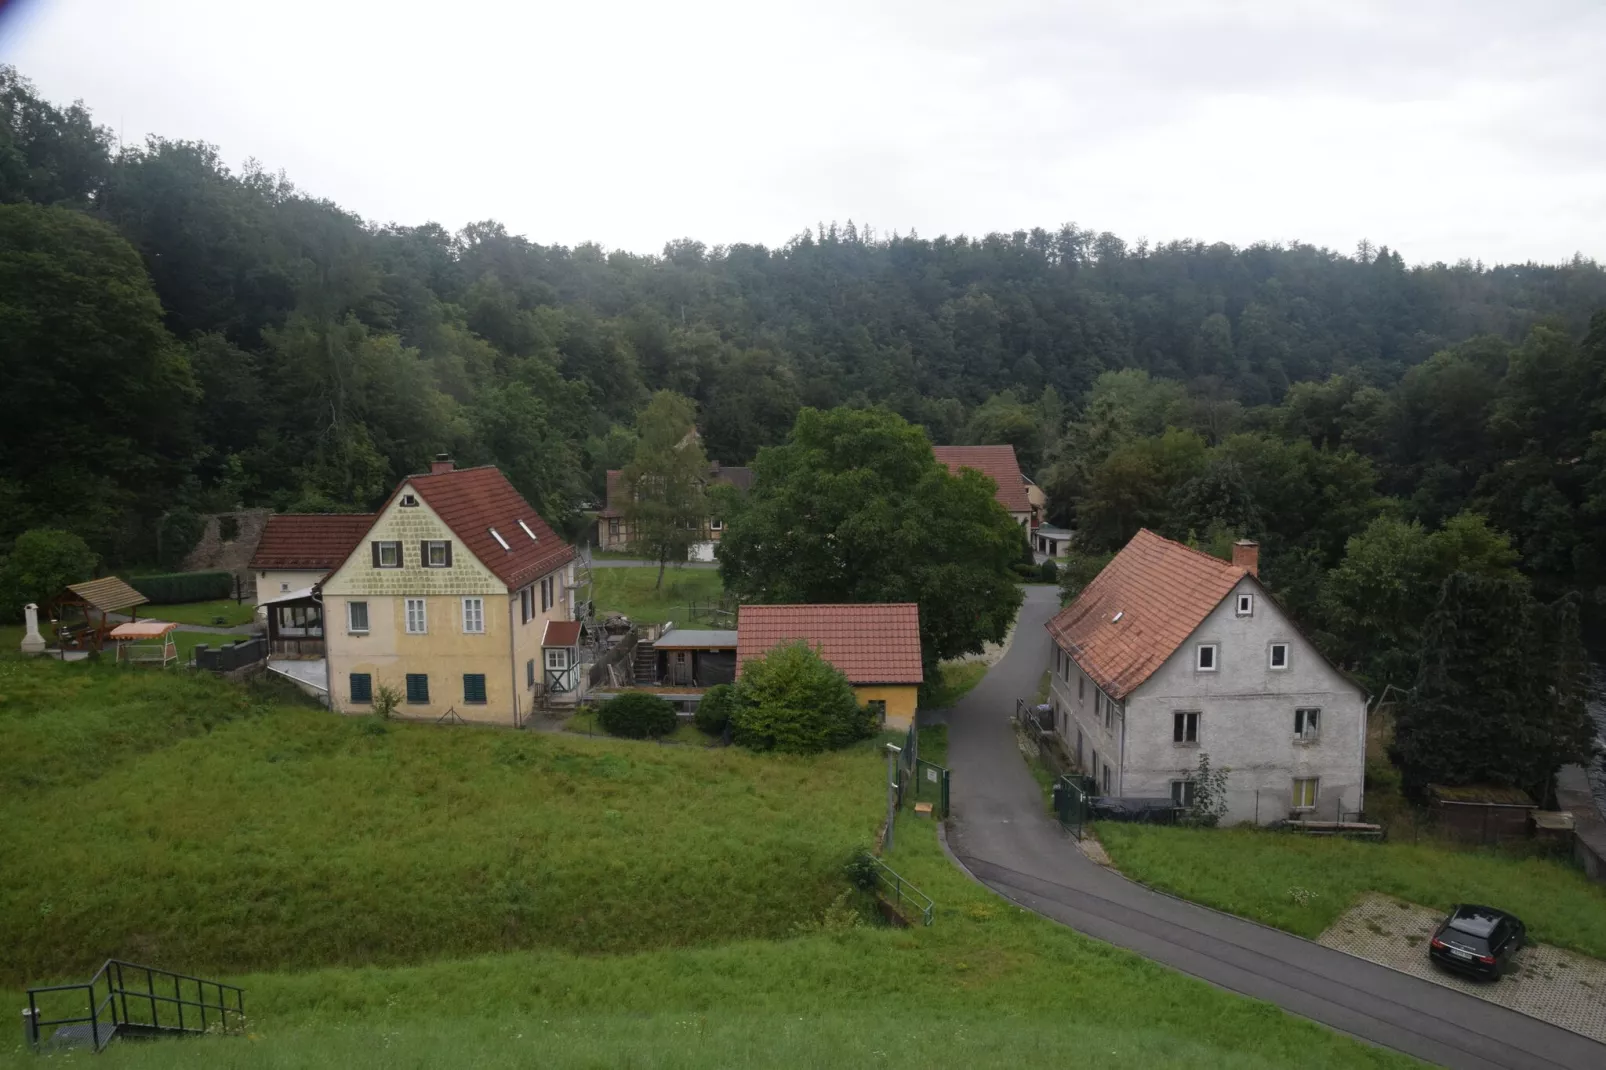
[53,577,149,652]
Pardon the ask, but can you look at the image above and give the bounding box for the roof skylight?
[489,527,510,550]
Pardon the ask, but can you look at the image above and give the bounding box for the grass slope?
[591,566,723,625]
[1098,824,1606,958]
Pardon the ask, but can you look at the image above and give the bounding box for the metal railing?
[870,856,935,926]
[24,959,245,1053]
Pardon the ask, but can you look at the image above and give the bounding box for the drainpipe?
[509,586,520,728]
[312,584,331,711]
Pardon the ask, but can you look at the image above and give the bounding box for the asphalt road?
[939,584,1605,1070]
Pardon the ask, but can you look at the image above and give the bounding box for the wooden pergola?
[54,577,149,652]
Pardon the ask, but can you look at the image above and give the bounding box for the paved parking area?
[1319,893,1606,1044]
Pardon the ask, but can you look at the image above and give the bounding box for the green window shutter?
[350,673,372,703]
[371,542,381,568]
[463,673,487,704]
[405,673,429,704]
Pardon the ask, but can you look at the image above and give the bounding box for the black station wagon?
[1428,904,1526,980]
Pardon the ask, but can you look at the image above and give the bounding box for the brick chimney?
[1232,539,1259,577]
[430,453,454,475]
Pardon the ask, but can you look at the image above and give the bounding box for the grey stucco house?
[1045,529,1367,825]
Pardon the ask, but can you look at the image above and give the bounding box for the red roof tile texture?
[543,620,583,647]
[736,603,924,684]
[407,465,575,590]
[252,514,377,570]
[932,445,1031,514]
[1045,529,1246,700]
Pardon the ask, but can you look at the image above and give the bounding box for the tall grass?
[1098,824,1606,957]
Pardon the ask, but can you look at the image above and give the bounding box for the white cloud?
[3,0,1602,263]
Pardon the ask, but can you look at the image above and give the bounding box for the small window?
[405,673,430,704]
[1078,673,1085,700]
[1269,643,1289,670]
[1292,777,1319,810]
[710,518,723,531]
[1236,593,1254,617]
[462,597,485,634]
[280,581,290,592]
[349,673,372,703]
[1102,763,1112,795]
[1171,780,1196,807]
[424,540,451,568]
[518,519,538,541]
[1173,711,1199,744]
[405,598,427,634]
[347,601,369,633]
[400,494,419,507]
[463,673,487,705]
[1196,644,1217,671]
[545,648,568,670]
[608,518,620,536]
[1295,707,1321,742]
[373,540,402,568]
[867,699,887,723]
[489,526,510,550]
[526,658,536,688]
[521,587,532,624]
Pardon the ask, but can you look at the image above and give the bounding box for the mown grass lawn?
[1,658,1415,1069]
[591,566,724,625]
[1098,824,1606,958]
[141,599,258,628]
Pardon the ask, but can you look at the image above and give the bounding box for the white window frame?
[1196,643,1218,672]
[545,648,569,670]
[1173,711,1200,745]
[405,597,427,634]
[347,601,370,634]
[1292,777,1319,810]
[518,519,538,541]
[376,541,401,568]
[1294,707,1321,743]
[710,517,723,531]
[1171,780,1196,807]
[489,526,510,550]
[1269,642,1290,670]
[1236,593,1253,617]
[462,597,485,634]
[425,540,450,568]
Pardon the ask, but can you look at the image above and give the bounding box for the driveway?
[939,584,1606,1070]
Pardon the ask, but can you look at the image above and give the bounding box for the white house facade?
[1046,530,1367,825]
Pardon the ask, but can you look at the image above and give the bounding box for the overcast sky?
[4,0,1603,264]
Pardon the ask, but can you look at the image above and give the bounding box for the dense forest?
[4,65,1606,636]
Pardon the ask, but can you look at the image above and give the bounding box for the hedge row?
[126,570,234,604]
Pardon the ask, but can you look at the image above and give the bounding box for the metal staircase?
[24,959,244,1053]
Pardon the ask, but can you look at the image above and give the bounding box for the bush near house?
[596,690,678,739]
[125,569,233,604]
[731,640,877,754]
[694,682,737,736]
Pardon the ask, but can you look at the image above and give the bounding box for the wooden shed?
[1428,785,1537,846]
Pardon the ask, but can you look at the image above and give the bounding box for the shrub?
[597,691,678,739]
[126,570,233,604]
[731,641,876,754]
[695,683,737,736]
[0,528,98,621]
[1038,558,1059,583]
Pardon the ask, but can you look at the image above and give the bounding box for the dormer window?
[1236,593,1253,617]
[1196,643,1218,672]
[518,519,538,541]
[489,527,510,551]
[400,493,420,508]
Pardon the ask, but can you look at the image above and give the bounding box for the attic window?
[489,527,510,551]
[1196,643,1218,672]
[517,519,538,542]
[400,494,419,508]
[1236,593,1253,617]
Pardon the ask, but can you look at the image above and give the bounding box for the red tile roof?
[543,620,583,646]
[932,445,1030,514]
[251,514,376,570]
[736,603,923,685]
[1045,529,1247,700]
[406,465,575,590]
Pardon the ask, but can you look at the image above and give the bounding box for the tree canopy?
[718,407,1024,668]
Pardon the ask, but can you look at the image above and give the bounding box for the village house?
[249,513,376,605]
[932,445,1033,528]
[594,461,754,560]
[736,603,924,730]
[317,455,578,725]
[1044,530,1366,824]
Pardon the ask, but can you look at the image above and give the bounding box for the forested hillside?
[4,65,1606,619]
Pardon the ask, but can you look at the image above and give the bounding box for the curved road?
[940,584,1605,1070]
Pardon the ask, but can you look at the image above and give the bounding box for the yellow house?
[735,603,924,730]
[321,456,577,725]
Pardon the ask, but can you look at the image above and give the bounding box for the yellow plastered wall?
[323,484,515,724]
[255,569,328,605]
[854,684,919,731]
[510,562,577,702]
